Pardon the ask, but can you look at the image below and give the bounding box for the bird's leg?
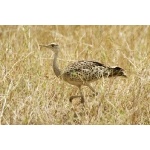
[79,86,84,103]
[86,83,98,97]
[69,86,85,103]
[69,95,82,102]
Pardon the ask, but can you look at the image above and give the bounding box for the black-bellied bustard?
[39,43,127,103]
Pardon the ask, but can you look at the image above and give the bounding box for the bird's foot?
[69,96,74,103]
[88,92,98,97]
[69,96,85,103]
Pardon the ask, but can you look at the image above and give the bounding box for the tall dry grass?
[0,25,149,124]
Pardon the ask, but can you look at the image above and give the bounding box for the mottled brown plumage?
[40,43,127,103]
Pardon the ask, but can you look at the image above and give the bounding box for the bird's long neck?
[53,51,61,77]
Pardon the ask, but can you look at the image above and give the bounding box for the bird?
[39,43,127,103]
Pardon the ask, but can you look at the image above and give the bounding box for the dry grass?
[0,25,150,125]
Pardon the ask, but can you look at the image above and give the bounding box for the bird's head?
[39,43,59,53]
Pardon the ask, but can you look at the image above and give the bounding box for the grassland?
[0,25,149,125]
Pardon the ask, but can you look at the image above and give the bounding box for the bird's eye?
[51,44,54,47]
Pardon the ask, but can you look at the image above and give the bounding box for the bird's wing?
[63,61,108,82]
[66,60,106,71]
[64,60,107,77]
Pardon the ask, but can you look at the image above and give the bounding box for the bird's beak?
[39,45,50,51]
[39,44,48,48]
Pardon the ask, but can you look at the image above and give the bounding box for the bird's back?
[62,60,111,86]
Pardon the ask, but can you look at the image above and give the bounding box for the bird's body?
[40,43,127,103]
[62,61,124,86]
